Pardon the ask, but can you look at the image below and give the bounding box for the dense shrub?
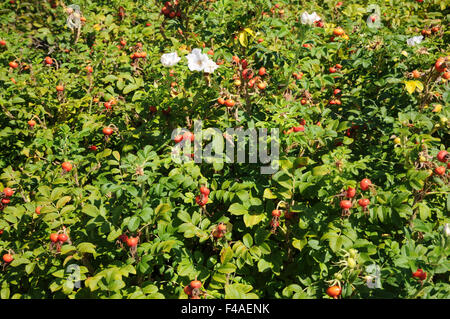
[0,0,448,299]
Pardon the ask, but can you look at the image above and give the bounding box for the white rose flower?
[203,59,219,74]
[406,35,423,47]
[160,52,181,67]
[301,11,321,25]
[186,48,210,72]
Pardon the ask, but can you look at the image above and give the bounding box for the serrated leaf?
[292,238,307,251]
[217,262,237,274]
[220,246,233,264]
[128,216,140,232]
[82,204,99,217]
[107,228,123,242]
[123,83,139,94]
[56,196,71,209]
[243,233,253,248]
[263,188,277,199]
[60,245,76,255]
[112,151,120,161]
[312,165,330,176]
[243,213,264,227]
[155,203,171,215]
[77,242,96,254]
[228,203,247,215]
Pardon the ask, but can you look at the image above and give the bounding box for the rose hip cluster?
[262,3,285,17]
[0,187,14,211]
[196,185,209,207]
[270,209,281,233]
[434,150,448,177]
[49,230,70,252]
[117,233,140,258]
[339,178,373,217]
[412,268,427,282]
[238,56,268,90]
[161,1,181,20]
[184,279,204,299]
[284,118,306,135]
[212,222,227,239]
[129,42,147,63]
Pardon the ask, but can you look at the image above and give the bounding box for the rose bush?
[0,0,448,299]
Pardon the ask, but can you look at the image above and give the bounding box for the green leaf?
[123,83,140,94]
[292,238,307,251]
[112,151,120,161]
[140,207,153,222]
[220,246,233,264]
[257,259,272,272]
[82,204,99,217]
[56,196,71,209]
[243,213,264,227]
[312,165,330,176]
[107,228,123,242]
[225,284,242,299]
[243,233,253,248]
[217,262,237,274]
[0,287,10,299]
[263,188,277,199]
[177,211,191,223]
[228,203,248,215]
[128,216,140,232]
[155,203,171,215]
[273,171,293,189]
[25,262,36,274]
[417,203,430,220]
[10,257,30,267]
[60,245,76,255]
[77,242,96,254]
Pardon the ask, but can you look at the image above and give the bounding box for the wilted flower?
[301,11,321,25]
[406,35,423,47]
[160,52,181,67]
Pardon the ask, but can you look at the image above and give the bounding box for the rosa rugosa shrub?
[0,0,448,299]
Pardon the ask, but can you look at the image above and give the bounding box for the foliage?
[0,0,449,299]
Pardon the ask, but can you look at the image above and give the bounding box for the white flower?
[160,52,181,67]
[185,48,219,73]
[203,59,219,74]
[301,11,321,25]
[406,36,423,47]
[186,48,210,72]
